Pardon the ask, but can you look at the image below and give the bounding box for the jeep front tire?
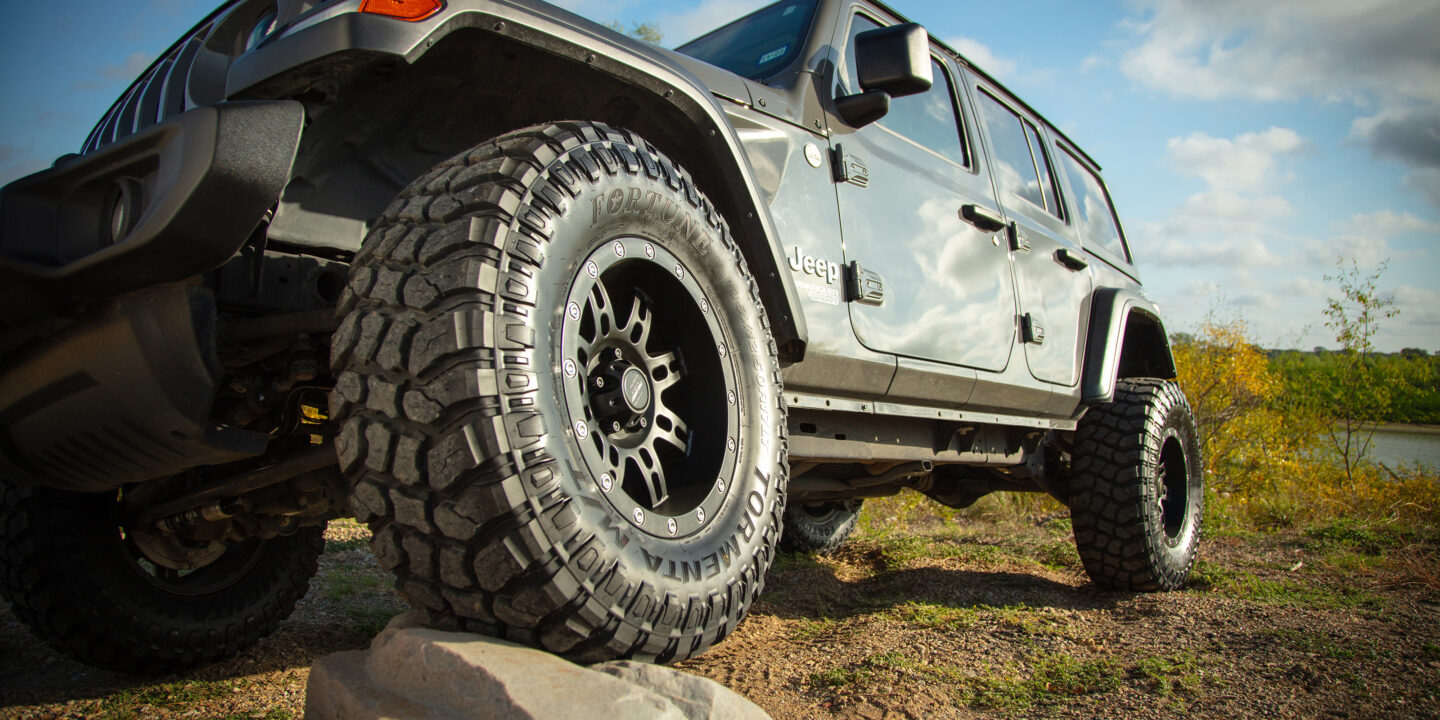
[331,121,787,663]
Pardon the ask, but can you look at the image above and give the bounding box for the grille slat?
[82,20,217,155]
[136,54,177,133]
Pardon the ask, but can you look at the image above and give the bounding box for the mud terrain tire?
[781,500,861,554]
[1070,378,1203,591]
[0,483,325,673]
[331,121,786,663]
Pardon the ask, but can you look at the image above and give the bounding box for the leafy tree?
[606,20,664,44]
[1321,259,1398,484]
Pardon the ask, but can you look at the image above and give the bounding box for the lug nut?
[613,347,624,360]
[638,417,648,428]
[611,421,622,433]
[594,376,605,389]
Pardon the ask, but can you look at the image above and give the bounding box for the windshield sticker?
[758,45,788,65]
[783,5,798,15]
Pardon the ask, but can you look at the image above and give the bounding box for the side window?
[1025,123,1063,218]
[1058,148,1129,261]
[977,90,1061,217]
[843,15,967,165]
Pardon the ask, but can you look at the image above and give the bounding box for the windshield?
[676,0,819,81]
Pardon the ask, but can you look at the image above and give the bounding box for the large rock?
[306,613,770,720]
[592,661,769,720]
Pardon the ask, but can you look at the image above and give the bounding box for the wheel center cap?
[621,367,651,414]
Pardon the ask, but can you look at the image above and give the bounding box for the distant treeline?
[1171,332,1440,425]
[1267,348,1440,425]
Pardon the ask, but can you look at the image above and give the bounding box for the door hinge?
[1008,223,1031,253]
[831,144,870,188]
[1022,313,1046,345]
[846,261,884,306]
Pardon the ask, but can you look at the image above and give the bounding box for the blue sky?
[3,0,1437,351]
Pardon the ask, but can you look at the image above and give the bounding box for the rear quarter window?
[1057,148,1129,262]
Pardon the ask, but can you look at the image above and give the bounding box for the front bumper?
[0,100,304,326]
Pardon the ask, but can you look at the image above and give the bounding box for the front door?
[830,10,1016,372]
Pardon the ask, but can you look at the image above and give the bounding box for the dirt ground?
[2,515,1437,719]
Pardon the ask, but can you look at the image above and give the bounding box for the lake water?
[1366,427,1440,470]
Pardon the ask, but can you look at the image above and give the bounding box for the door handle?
[1055,247,1089,271]
[960,204,1006,233]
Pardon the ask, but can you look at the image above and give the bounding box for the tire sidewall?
[1154,393,1204,574]
[503,132,784,646]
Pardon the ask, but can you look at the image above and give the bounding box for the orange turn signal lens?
[359,0,443,21]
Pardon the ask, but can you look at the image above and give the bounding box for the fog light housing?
[104,178,145,246]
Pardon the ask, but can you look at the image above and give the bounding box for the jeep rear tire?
[1069,379,1203,591]
[331,122,787,663]
[781,500,861,554]
[0,483,325,673]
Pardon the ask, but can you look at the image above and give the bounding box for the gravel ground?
[2,515,1437,719]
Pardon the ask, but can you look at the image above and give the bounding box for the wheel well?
[1116,310,1176,380]
[265,29,801,355]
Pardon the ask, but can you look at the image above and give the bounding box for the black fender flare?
[226,4,809,360]
[1081,288,1177,405]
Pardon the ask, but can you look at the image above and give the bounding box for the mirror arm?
[834,90,891,128]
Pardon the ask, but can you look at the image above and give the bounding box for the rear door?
[969,76,1092,387]
[830,9,1017,372]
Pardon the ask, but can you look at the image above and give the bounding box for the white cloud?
[1350,106,1440,210]
[1144,128,1310,268]
[1165,127,1308,193]
[1337,210,1440,237]
[1404,168,1440,211]
[1281,277,1329,299]
[1323,233,1399,269]
[1118,0,1440,106]
[1315,210,1437,266]
[1118,0,1440,210]
[1377,285,1440,351]
[947,37,1017,81]
[70,52,153,92]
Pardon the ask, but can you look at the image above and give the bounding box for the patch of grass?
[97,680,234,716]
[1134,653,1205,696]
[1263,629,1390,661]
[772,551,829,572]
[220,711,294,720]
[863,530,1038,571]
[1033,540,1078,570]
[790,617,844,642]
[1218,572,1385,609]
[810,665,873,688]
[326,536,370,553]
[348,605,400,638]
[1320,548,1386,574]
[1187,559,1241,591]
[861,650,914,671]
[889,601,984,630]
[958,654,1124,709]
[870,534,931,569]
[1305,519,1402,554]
[318,562,405,637]
[324,567,385,601]
[886,601,1070,638]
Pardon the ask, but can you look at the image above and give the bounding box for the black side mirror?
[835,23,932,128]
